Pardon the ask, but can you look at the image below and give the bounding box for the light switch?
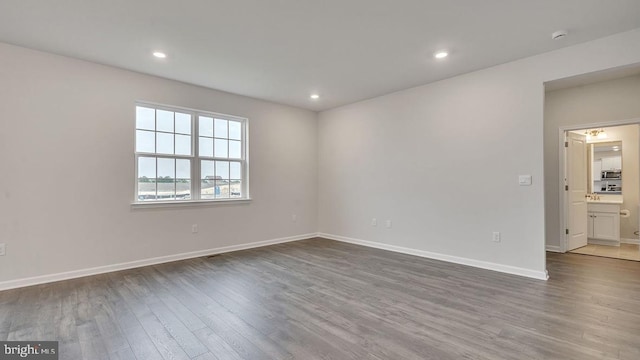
[519,175,532,186]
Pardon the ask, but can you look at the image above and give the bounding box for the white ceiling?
[1,1,640,111]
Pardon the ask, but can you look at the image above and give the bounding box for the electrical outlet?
[0,243,5,256]
[386,220,392,229]
[371,218,377,226]
[292,214,297,222]
[192,224,198,234]
[492,232,501,242]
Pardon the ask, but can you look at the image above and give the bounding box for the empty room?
[2,1,640,359]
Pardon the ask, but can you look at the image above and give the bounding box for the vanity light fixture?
[584,129,607,140]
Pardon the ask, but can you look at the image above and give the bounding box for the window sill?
[131,198,252,209]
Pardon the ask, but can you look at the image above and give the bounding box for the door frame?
[558,117,640,253]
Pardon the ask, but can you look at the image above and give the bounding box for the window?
[135,103,248,203]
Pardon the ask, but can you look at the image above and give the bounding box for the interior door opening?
[560,123,640,261]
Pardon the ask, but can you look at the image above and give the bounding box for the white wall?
[0,43,318,285]
[318,29,640,278]
[545,74,640,247]
[3,30,640,287]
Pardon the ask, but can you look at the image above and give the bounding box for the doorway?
[560,123,640,261]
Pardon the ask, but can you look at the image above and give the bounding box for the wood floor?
[1,238,640,360]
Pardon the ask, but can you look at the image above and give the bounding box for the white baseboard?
[319,233,549,281]
[1,232,552,291]
[545,245,562,253]
[0,233,316,291]
[621,237,640,245]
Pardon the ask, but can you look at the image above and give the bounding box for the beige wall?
[318,29,640,279]
[545,75,640,249]
[0,42,318,286]
[3,28,640,285]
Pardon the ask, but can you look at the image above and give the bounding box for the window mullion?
[242,120,247,197]
[134,154,140,200]
[173,158,177,200]
[193,112,200,200]
[154,157,159,200]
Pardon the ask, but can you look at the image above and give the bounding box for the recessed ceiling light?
[310,94,320,100]
[434,51,449,59]
[153,51,167,58]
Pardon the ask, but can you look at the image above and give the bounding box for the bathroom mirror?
[591,141,622,194]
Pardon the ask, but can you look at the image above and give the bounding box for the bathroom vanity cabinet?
[587,203,620,243]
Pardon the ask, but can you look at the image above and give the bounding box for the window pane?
[214,139,228,158]
[201,180,215,199]
[199,116,214,137]
[176,159,190,179]
[138,181,156,201]
[157,181,175,200]
[230,162,241,179]
[176,179,191,200]
[175,134,191,156]
[136,130,155,153]
[158,158,175,179]
[215,161,229,180]
[175,113,191,134]
[199,137,213,157]
[138,157,156,179]
[138,156,157,201]
[229,140,241,159]
[215,119,228,138]
[157,110,174,133]
[157,133,174,154]
[201,160,214,179]
[201,159,215,199]
[136,106,155,130]
[215,180,229,198]
[230,180,241,198]
[229,121,241,140]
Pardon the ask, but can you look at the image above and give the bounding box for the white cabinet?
[587,203,620,243]
[601,156,621,170]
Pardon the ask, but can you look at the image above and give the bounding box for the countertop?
[587,195,623,205]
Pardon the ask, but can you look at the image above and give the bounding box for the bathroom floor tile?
[570,244,597,255]
[569,243,640,262]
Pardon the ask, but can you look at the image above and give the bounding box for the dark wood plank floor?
[1,238,640,359]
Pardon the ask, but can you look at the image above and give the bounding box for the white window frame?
[133,101,250,207]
